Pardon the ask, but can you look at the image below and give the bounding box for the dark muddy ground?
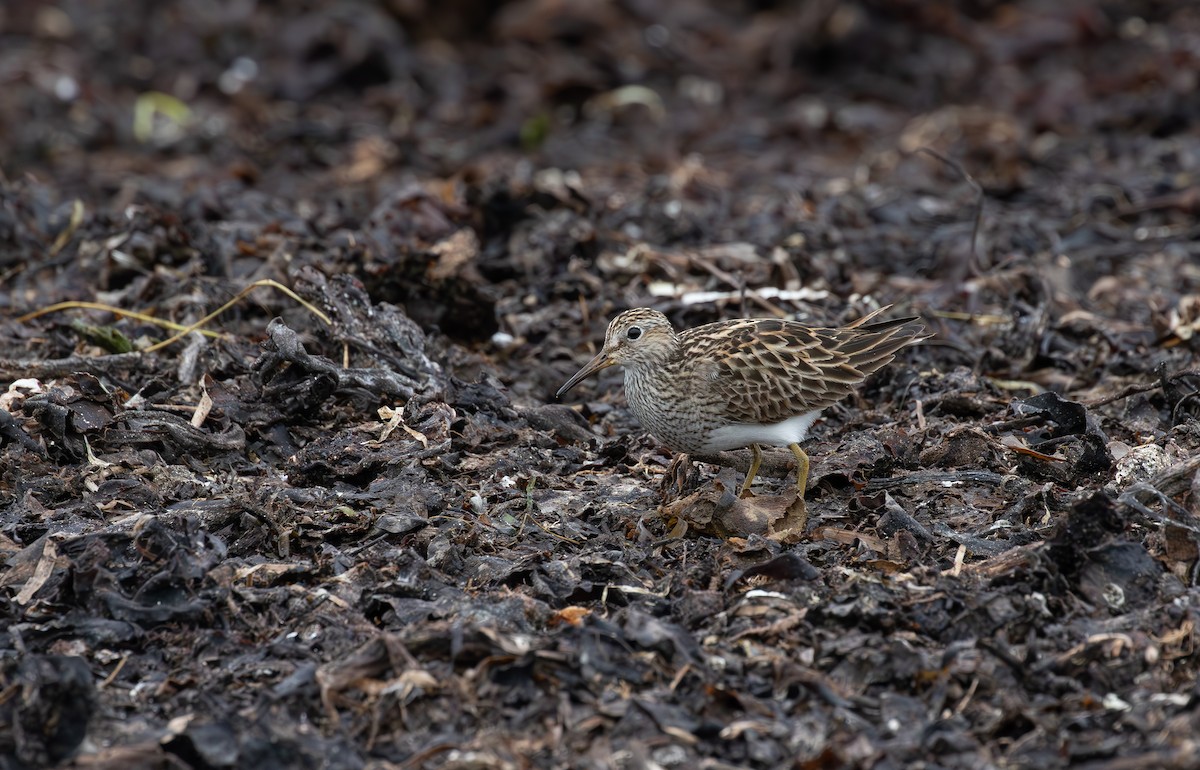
[2,1,1200,768]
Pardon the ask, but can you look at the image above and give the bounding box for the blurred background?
[4,1,1193,196]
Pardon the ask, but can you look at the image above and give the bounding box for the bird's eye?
[626,326,643,340]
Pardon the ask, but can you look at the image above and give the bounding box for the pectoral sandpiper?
[557,307,927,496]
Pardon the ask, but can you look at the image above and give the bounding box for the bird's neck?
[623,350,672,392]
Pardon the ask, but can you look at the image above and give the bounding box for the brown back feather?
[677,312,927,425]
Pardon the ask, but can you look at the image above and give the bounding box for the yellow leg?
[788,443,810,495]
[740,443,763,497]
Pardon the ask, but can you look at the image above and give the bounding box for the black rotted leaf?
[726,551,820,588]
[0,655,96,767]
[1014,392,1088,437]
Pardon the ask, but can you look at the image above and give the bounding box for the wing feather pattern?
[674,310,927,425]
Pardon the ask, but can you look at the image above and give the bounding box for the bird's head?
[556,308,676,397]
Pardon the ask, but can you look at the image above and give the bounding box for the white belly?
[699,410,823,452]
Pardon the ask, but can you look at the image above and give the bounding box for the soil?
[2,1,1200,769]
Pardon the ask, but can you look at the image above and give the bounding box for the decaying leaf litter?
[2,1,1200,768]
